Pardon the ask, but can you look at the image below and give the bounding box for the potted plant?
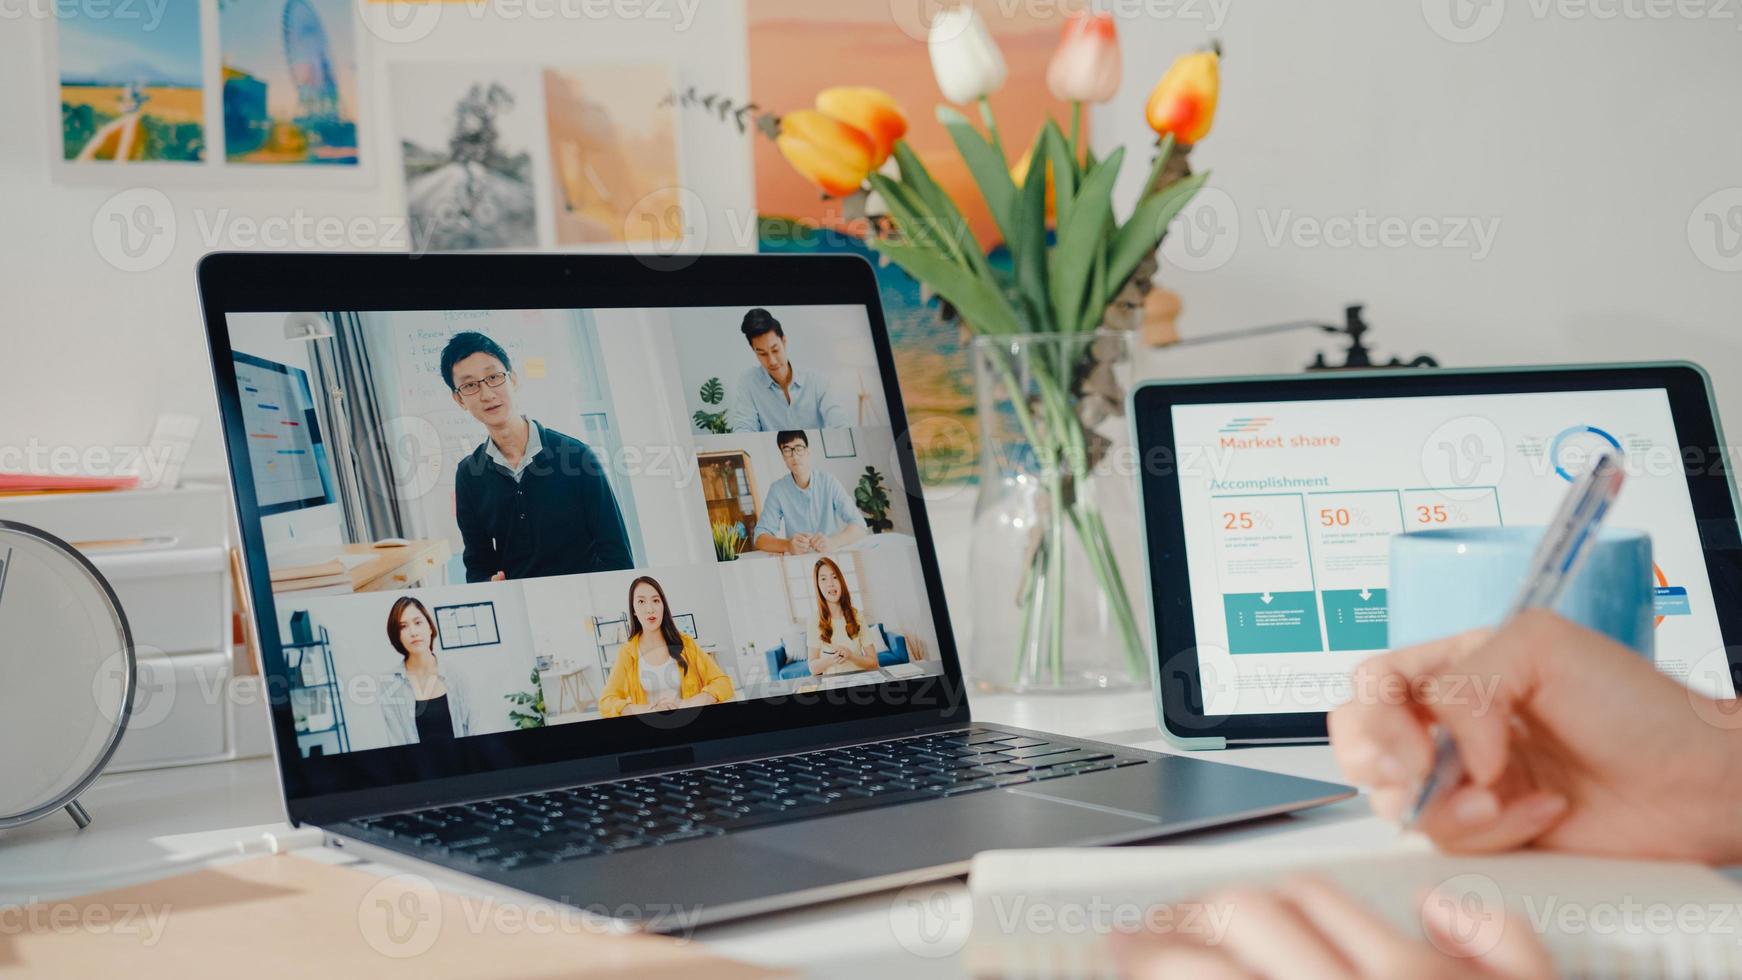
[505,668,547,728]
[765,12,1221,691]
[693,377,731,434]
[712,520,747,560]
[855,465,894,533]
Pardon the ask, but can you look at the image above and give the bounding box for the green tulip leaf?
[1106,170,1209,310]
[869,236,1023,336]
[893,141,990,279]
[937,105,1017,250]
[869,173,966,268]
[1008,137,1053,333]
[1049,146,1124,335]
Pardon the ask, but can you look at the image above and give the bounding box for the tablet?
[1131,363,1742,748]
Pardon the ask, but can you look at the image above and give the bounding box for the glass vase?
[967,331,1149,693]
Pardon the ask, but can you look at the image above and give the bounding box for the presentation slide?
[1172,388,1734,715]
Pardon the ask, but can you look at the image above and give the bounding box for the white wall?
[1099,3,1742,412]
[6,4,1739,494]
[593,309,715,564]
[857,537,941,659]
[0,3,754,479]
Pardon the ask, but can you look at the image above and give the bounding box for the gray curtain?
[309,312,406,542]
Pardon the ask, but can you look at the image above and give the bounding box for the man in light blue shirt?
[728,308,853,432]
[753,430,868,555]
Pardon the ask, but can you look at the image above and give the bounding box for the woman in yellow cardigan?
[598,575,736,717]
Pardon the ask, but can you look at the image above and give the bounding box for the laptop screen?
[224,304,947,762]
[1169,386,1739,717]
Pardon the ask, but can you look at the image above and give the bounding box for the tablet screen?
[1171,386,1738,716]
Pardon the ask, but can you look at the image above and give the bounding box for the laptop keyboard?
[348,728,1147,872]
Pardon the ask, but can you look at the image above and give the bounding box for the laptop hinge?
[618,747,696,776]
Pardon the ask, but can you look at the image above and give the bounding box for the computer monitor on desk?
[232,351,343,564]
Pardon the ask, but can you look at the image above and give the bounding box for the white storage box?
[87,546,230,656]
[0,484,272,769]
[109,650,231,770]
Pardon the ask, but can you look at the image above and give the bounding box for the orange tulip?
[1145,48,1219,145]
[815,87,907,169]
[777,109,877,197]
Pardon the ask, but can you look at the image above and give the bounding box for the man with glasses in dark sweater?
[442,331,632,582]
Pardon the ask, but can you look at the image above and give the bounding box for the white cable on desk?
[4,826,327,893]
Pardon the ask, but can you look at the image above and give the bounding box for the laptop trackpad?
[736,787,1161,877]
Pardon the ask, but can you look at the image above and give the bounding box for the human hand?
[1330,611,1742,861]
[1113,876,1553,980]
[651,695,679,712]
[789,535,814,555]
[490,570,506,582]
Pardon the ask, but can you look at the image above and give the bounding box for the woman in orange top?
[598,575,735,717]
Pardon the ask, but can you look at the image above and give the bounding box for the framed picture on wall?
[436,601,500,649]
[821,428,856,459]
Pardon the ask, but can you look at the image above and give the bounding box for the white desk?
[0,689,1381,979]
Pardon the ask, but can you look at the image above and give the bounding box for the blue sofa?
[764,622,910,680]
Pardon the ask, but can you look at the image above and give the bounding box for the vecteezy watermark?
[359,0,704,45]
[0,899,173,946]
[1,0,171,27]
[0,439,180,487]
[1420,415,1508,501]
[1684,645,1742,730]
[356,872,703,957]
[90,190,423,272]
[1420,0,1507,43]
[1160,186,1241,272]
[358,873,444,959]
[1425,871,1742,959]
[889,880,973,958]
[1424,0,1742,43]
[1688,187,1742,273]
[1257,209,1500,261]
[1156,194,1500,271]
[1421,873,1510,958]
[91,187,176,273]
[887,0,1233,42]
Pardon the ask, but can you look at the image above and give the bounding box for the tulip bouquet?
[771,9,1221,688]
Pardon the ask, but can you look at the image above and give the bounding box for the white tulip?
[928,6,1008,105]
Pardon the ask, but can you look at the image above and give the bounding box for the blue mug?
[1387,527,1654,656]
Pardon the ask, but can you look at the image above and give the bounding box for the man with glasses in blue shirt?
[443,331,632,582]
[728,308,853,433]
[752,430,867,555]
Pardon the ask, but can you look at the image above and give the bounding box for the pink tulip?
[1046,12,1121,104]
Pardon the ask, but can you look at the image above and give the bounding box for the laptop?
[200,252,1353,930]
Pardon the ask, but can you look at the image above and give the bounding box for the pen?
[1399,451,1627,831]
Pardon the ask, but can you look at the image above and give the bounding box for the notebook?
[967,844,1742,978]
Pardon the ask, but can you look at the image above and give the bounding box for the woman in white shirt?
[807,557,880,676]
[380,595,473,745]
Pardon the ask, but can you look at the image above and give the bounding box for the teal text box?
[1322,588,1389,651]
[1224,592,1324,654]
